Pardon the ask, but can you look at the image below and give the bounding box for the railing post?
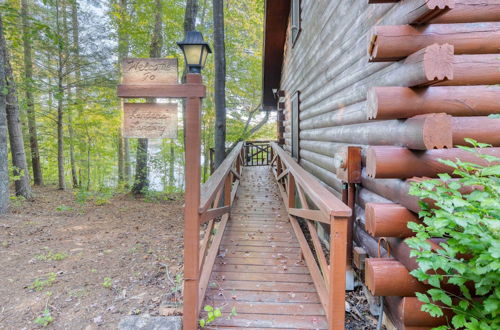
[224,172,232,206]
[183,73,203,329]
[329,215,348,329]
[288,173,296,208]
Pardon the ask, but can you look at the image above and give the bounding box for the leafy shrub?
[142,189,182,203]
[55,204,73,212]
[199,305,223,327]
[407,139,500,329]
[35,250,68,261]
[34,308,53,326]
[74,187,114,206]
[102,277,113,289]
[30,273,57,291]
[9,195,26,207]
[199,305,237,327]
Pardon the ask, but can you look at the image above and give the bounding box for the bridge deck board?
[202,166,328,329]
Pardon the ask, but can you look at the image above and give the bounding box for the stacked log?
[358,5,499,328]
[278,1,500,328]
[366,146,500,178]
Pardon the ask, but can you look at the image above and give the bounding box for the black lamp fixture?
[177,31,212,74]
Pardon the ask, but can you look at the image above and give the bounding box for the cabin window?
[291,0,301,46]
[291,91,300,160]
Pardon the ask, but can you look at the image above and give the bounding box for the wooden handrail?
[270,142,351,329]
[199,142,244,213]
[270,142,351,218]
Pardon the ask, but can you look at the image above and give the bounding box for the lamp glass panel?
[183,44,203,65]
[201,46,209,67]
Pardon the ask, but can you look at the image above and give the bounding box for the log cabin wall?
[265,1,500,329]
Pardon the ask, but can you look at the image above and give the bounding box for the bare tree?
[213,0,226,168]
[0,15,9,213]
[21,0,43,186]
[132,0,163,194]
[0,14,33,199]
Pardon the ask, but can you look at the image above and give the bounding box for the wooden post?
[329,215,348,329]
[182,73,203,330]
[224,172,232,206]
[288,173,296,209]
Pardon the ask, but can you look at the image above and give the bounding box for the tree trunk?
[55,0,65,190]
[132,0,163,194]
[117,0,130,185]
[200,0,208,27]
[0,15,9,213]
[71,0,82,188]
[169,140,175,187]
[0,14,32,199]
[213,0,226,168]
[184,0,199,32]
[21,0,43,186]
[124,138,131,182]
[65,1,78,188]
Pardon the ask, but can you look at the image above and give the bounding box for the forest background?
[0,0,274,209]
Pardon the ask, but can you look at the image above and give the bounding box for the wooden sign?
[123,103,178,139]
[122,58,178,85]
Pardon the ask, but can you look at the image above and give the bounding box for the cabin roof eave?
[262,0,290,111]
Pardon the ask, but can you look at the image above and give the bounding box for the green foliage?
[9,195,26,207]
[55,204,72,212]
[34,308,53,327]
[3,0,271,194]
[142,189,182,203]
[74,187,115,206]
[10,166,25,181]
[35,250,68,261]
[30,273,57,291]
[407,139,500,329]
[102,277,113,289]
[199,305,223,328]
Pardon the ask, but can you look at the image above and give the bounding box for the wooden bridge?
[183,141,352,329]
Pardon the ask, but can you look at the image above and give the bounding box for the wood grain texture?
[433,0,500,23]
[202,166,328,328]
[367,86,500,120]
[370,23,500,61]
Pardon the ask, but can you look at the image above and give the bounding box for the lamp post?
[177,31,212,74]
[178,31,210,329]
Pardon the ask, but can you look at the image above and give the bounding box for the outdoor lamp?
[177,31,212,74]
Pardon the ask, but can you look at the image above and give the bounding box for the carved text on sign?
[122,58,178,85]
[123,103,178,139]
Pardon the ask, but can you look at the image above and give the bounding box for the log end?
[428,0,456,10]
[366,88,379,120]
[365,203,378,237]
[415,1,456,23]
[366,147,378,178]
[368,31,379,62]
[421,113,453,149]
[423,43,454,83]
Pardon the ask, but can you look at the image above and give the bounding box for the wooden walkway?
[203,166,328,329]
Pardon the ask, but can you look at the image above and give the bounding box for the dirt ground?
[0,186,184,330]
[0,186,381,330]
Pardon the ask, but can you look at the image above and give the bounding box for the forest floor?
[0,186,184,330]
[0,186,380,330]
